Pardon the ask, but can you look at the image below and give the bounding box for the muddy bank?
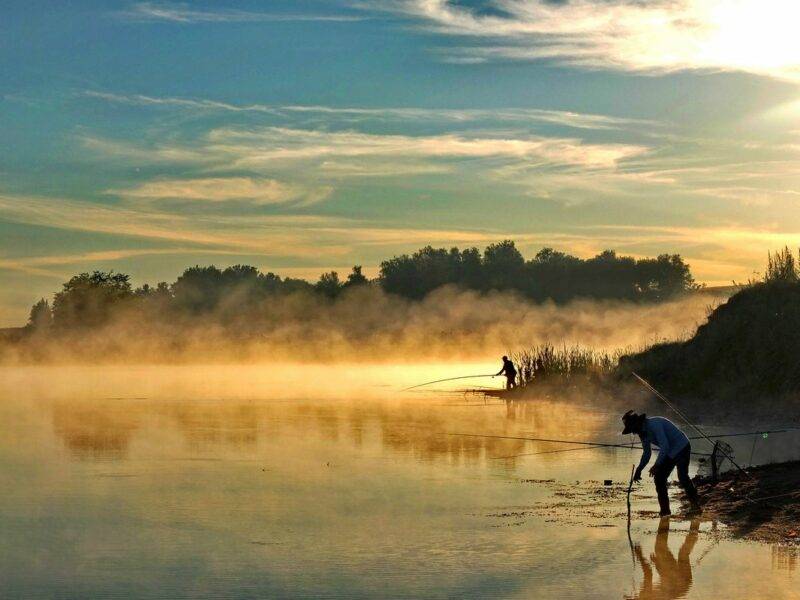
[689,461,800,544]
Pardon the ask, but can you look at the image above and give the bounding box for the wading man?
[622,410,701,517]
[497,356,517,390]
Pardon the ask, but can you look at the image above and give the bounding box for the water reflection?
[50,397,606,466]
[2,366,797,599]
[52,403,142,460]
[772,545,798,572]
[627,518,699,600]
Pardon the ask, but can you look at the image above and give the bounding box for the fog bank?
[1,285,722,364]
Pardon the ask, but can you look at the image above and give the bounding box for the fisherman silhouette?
[626,517,700,600]
[497,356,517,390]
[622,411,701,516]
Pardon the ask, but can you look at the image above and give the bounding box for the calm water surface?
[1,365,798,599]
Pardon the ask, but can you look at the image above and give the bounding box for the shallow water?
[1,365,798,599]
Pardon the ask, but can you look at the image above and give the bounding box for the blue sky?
[2,0,800,324]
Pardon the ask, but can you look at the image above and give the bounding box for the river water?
[1,364,798,599]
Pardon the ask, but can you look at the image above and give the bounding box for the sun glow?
[698,1,800,78]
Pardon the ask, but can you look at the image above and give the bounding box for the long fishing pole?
[631,372,751,479]
[447,431,644,449]
[403,374,497,391]
[449,431,713,453]
[689,428,794,440]
[490,442,712,460]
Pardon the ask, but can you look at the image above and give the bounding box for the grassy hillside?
[619,279,800,400]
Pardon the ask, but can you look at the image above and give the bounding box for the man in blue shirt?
[622,410,701,516]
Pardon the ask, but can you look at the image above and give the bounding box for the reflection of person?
[496,356,517,390]
[627,517,700,600]
[622,411,701,516]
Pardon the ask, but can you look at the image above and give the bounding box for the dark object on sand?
[603,479,612,486]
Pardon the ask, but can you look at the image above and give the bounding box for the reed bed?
[511,344,623,386]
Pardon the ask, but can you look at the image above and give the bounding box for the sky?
[2,0,800,325]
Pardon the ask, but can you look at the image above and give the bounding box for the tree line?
[379,241,696,302]
[23,241,697,332]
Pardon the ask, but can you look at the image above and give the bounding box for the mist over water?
[1,364,799,598]
[4,287,720,363]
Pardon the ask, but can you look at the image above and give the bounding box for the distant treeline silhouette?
[18,241,697,332]
[380,241,696,301]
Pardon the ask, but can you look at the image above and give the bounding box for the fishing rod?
[402,374,498,391]
[448,431,643,450]
[689,428,794,440]
[631,372,751,479]
[448,432,707,457]
[490,442,712,460]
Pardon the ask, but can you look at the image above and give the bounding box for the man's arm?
[635,437,651,480]
[652,422,671,467]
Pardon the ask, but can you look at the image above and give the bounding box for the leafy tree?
[635,254,696,300]
[458,247,483,290]
[27,298,53,331]
[52,271,132,328]
[344,265,369,288]
[379,254,423,299]
[171,266,224,313]
[315,271,343,298]
[483,240,525,291]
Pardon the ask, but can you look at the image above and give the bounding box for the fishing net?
[696,441,735,479]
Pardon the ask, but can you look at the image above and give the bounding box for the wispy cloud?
[367,0,800,81]
[0,193,353,258]
[206,127,648,169]
[80,90,800,209]
[0,249,210,279]
[0,193,578,266]
[84,90,655,131]
[121,2,364,23]
[108,177,332,207]
[3,192,798,286]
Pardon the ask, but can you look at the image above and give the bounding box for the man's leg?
[675,445,700,509]
[654,459,677,516]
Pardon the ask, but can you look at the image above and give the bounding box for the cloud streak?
[84,91,655,131]
[122,2,364,23]
[369,0,800,81]
[210,127,646,169]
[108,177,332,207]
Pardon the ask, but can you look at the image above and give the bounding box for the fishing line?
[402,374,498,391]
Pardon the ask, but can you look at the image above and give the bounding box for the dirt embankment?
[690,461,800,544]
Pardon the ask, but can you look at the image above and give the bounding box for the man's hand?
[648,464,658,478]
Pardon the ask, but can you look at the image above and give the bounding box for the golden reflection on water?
[627,518,699,600]
[1,365,799,599]
[773,545,799,572]
[49,395,605,466]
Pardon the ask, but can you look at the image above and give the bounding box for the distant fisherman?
[497,356,517,390]
[622,410,701,517]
